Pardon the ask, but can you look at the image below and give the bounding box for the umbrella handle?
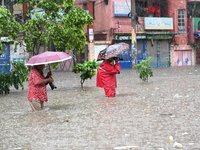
[47,64,56,90]
[48,64,51,72]
[48,82,57,90]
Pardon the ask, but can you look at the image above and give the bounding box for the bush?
[134,57,153,83]
[72,60,100,89]
[0,62,29,94]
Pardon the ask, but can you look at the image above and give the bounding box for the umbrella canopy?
[97,42,129,61]
[25,51,72,66]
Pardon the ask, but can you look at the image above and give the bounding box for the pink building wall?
[187,0,200,2]
[168,0,188,45]
[187,18,195,42]
[187,0,200,64]
[93,0,131,41]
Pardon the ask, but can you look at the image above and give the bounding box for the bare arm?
[37,77,54,85]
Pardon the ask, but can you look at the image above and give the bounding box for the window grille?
[178,10,186,33]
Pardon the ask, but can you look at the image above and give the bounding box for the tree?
[15,0,93,55]
[0,6,21,55]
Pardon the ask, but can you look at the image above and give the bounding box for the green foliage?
[166,57,172,66]
[0,6,22,54]
[134,57,153,83]
[0,62,29,94]
[15,0,93,54]
[188,42,199,50]
[72,60,100,89]
[174,42,180,46]
[50,62,62,70]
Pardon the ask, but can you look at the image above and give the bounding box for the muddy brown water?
[0,66,200,150]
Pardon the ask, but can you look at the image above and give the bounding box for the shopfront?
[0,43,10,74]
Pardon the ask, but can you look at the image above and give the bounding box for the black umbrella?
[97,42,129,61]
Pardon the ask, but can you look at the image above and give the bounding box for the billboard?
[113,1,131,17]
[193,18,200,33]
[144,17,173,30]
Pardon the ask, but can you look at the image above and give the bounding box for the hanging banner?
[131,28,136,44]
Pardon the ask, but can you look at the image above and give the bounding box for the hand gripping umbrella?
[26,51,72,90]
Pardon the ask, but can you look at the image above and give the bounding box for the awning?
[146,32,180,40]
[194,33,200,36]
[146,33,180,35]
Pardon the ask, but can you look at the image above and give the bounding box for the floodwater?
[1,66,200,150]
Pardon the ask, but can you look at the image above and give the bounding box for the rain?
[0,66,200,150]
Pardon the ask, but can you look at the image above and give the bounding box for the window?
[178,10,186,33]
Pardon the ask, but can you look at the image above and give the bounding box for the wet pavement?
[1,66,200,150]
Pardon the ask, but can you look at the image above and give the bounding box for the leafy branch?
[0,62,29,94]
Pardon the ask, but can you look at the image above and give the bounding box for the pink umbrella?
[25,51,72,66]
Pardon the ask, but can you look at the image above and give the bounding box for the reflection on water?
[1,66,200,149]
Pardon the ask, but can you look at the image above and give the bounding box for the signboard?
[147,35,172,40]
[113,1,131,17]
[1,37,11,42]
[89,29,94,42]
[115,35,132,41]
[137,35,146,39]
[13,58,25,63]
[0,44,10,73]
[30,9,64,21]
[115,35,146,40]
[144,17,173,30]
[193,18,200,33]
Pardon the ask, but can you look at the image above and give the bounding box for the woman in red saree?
[96,57,121,97]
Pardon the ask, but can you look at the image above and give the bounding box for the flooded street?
[1,66,200,150]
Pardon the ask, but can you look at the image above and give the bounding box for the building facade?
[187,0,200,64]
[1,0,198,73]
[76,0,197,67]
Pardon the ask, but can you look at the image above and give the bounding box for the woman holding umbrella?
[26,51,72,111]
[96,57,121,97]
[28,64,54,111]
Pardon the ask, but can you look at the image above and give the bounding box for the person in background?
[28,64,54,111]
[96,57,121,97]
[144,2,160,17]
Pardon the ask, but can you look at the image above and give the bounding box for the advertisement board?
[113,1,131,17]
[193,18,200,33]
[144,17,173,30]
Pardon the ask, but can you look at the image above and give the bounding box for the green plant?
[188,42,199,50]
[166,57,172,66]
[0,62,29,94]
[174,42,180,46]
[72,60,100,89]
[134,57,153,83]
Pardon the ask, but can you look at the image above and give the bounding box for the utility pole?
[131,0,137,65]
[86,2,95,61]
